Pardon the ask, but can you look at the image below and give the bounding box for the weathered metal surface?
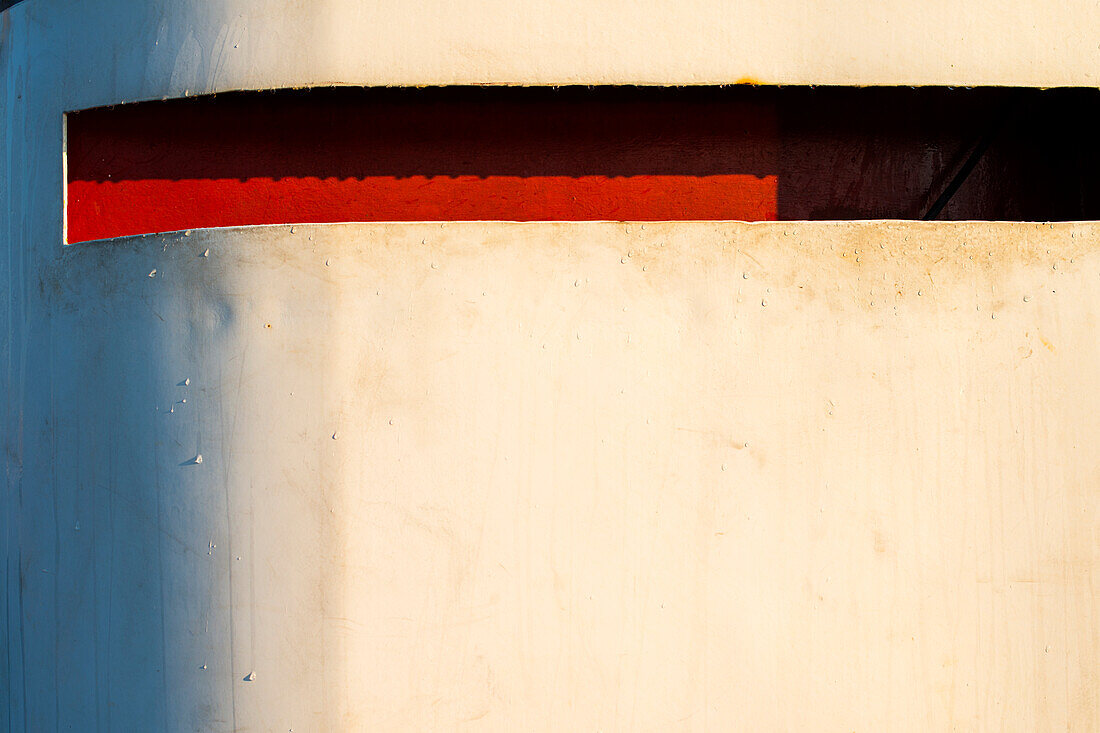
[4,0,1100,91]
[5,221,1097,730]
[3,1,1099,730]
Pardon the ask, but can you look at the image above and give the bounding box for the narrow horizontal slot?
[65,86,1100,243]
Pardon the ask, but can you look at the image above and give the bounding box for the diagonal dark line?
[921,97,1021,220]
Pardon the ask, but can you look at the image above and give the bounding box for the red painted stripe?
[67,175,777,242]
[66,89,778,242]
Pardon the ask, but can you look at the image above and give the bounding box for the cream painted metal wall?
[31,222,1098,731]
[4,0,1100,101]
[2,1,1099,731]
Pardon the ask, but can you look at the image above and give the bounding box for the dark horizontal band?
[65,86,1100,243]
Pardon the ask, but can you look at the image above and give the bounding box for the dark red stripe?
[67,175,777,242]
